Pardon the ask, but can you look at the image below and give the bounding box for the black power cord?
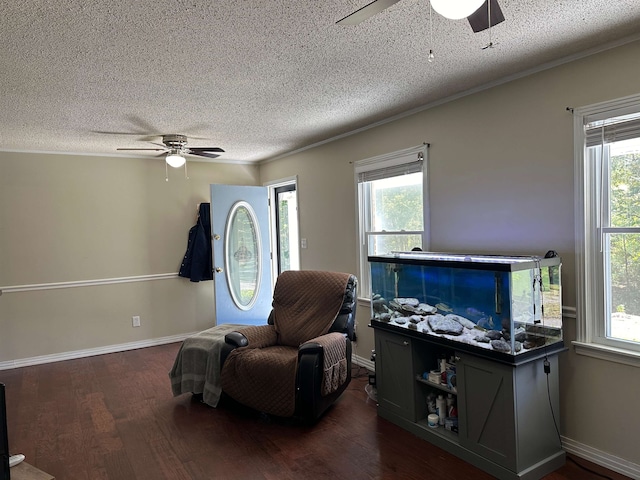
[351,363,369,379]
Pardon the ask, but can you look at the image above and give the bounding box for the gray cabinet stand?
[374,326,565,480]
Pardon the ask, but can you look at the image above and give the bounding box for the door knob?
[213,234,221,241]
[215,267,223,273]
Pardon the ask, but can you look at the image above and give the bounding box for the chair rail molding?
[0,273,179,294]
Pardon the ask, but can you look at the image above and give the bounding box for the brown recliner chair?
[220,270,357,423]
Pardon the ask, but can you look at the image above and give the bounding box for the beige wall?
[0,151,259,362]
[259,40,640,466]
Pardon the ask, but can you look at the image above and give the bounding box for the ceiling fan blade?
[187,148,225,159]
[92,130,151,136]
[188,147,224,153]
[190,152,221,159]
[116,147,167,151]
[126,115,163,135]
[185,146,225,159]
[336,0,402,25]
[468,0,504,33]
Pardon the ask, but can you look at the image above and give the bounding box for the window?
[273,183,299,274]
[574,93,640,365]
[355,144,429,299]
[266,177,300,285]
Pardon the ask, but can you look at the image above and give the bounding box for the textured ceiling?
[2,0,640,164]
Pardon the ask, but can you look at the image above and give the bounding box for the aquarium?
[369,252,563,357]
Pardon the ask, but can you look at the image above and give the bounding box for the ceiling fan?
[117,134,225,168]
[336,0,504,32]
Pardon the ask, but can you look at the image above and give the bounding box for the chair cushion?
[221,345,299,417]
[272,270,352,347]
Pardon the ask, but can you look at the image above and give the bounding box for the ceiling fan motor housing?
[163,134,188,149]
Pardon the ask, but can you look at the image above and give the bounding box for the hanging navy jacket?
[178,203,213,282]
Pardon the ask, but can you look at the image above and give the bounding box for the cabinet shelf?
[415,375,457,395]
[416,419,459,442]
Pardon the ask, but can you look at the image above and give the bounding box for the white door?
[210,184,272,326]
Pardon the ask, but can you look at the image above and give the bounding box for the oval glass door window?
[224,201,262,310]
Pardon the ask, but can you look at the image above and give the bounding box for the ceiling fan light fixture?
[430,0,484,20]
[166,153,186,168]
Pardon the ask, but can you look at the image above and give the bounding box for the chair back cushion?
[272,270,352,347]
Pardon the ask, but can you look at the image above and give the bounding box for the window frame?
[573,92,640,367]
[265,176,300,287]
[354,144,430,300]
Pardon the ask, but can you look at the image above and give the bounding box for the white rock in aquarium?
[416,303,438,315]
[428,315,464,336]
[394,297,421,308]
[445,314,476,330]
[417,319,432,333]
[473,332,491,343]
[490,339,511,353]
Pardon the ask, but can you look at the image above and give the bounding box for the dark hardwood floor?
[0,343,630,480]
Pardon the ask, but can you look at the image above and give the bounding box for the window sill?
[572,341,640,368]
[357,297,371,308]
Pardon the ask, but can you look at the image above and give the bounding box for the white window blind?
[585,115,640,147]
[357,158,423,183]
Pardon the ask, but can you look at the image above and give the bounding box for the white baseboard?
[562,436,640,479]
[0,332,197,370]
[352,352,374,371]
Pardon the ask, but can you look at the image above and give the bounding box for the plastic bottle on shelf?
[447,393,458,418]
[426,392,436,414]
[436,394,446,425]
[440,358,448,385]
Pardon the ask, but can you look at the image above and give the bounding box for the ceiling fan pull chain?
[488,0,492,46]
[428,2,434,62]
[165,160,169,182]
[184,160,189,180]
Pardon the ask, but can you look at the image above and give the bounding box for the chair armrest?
[299,332,349,395]
[298,341,323,356]
[224,325,277,349]
[297,333,352,421]
[221,325,278,367]
[300,332,347,354]
[224,331,249,348]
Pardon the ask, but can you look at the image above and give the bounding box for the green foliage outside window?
[610,151,640,318]
[370,180,423,254]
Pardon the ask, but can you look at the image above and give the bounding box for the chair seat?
[221,345,299,417]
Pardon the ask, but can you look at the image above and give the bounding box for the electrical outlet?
[132,315,141,327]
